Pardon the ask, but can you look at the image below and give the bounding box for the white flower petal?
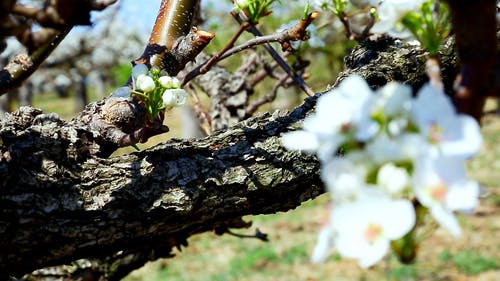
[430,206,462,237]
[439,115,482,159]
[412,84,455,127]
[376,82,412,116]
[396,133,428,160]
[321,158,366,201]
[281,131,320,152]
[158,76,180,89]
[311,225,335,263]
[131,64,149,79]
[331,194,414,268]
[358,239,390,268]
[379,199,415,239]
[446,180,479,212]
[366,134,402,163]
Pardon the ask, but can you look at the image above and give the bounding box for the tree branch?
[0,96,322,279]
[0,36,462,280]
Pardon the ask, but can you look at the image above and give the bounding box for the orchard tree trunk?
[0,37,460,281]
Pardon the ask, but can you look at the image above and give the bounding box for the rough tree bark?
[0,37,459,280]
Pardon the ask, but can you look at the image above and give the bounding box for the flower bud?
[158,76,181,89]
[136,74,155,92]
[162,89,187,108]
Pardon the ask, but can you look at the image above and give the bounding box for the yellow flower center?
[364,223,383,243]
[430,184,447,202]
[429,122,443,144]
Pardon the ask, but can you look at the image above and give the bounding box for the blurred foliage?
[111,63,133,87]
[453,251,498,275]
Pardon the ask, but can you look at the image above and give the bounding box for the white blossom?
[371,0,426,37]
[331,190,415,268]
[373,82,412,117]
[135,74,155,93]
[162,88,188,108]
[365,134,403,163]
[282,74,483,268]
[159,75,181,89]
[132,64,149,79]
[311,223,335,263]
[411,84,482,159]
[282,75,375,162]
[321,155,369,202]
[412,156,480,237]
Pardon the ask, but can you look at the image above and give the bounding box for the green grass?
[387,264,419,280]
[453,250,498,275]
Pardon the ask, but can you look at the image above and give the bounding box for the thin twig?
[185,83,212,136]
[181,11,317,98]
[233,12,315,97]
[199,21,251,74]
[246,73,288,116]
[0,28,71,95]
[225,228,269,242]
[247,61,280,89]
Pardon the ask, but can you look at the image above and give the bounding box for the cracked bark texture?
[182,52,252,131]
[0,37,460,280]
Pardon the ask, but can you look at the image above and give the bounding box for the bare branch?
[246,73,288,116]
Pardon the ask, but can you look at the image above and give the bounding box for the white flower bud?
[135,74,155,92]
[162,89,187,108]
[158,76,181,89]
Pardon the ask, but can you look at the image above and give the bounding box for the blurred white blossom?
[311,223,335,263]
[331,190,415,268]
[413,156,479,237]
[282,74,482,268]
[282,75,375,162]
[377,162,410,195]
[371,0,426,37]
[411,84,482,159]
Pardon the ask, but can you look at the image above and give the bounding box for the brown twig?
[0,0,118,95]
[426,56,443,91]
[0,28,71,95]
[147,0,199,50]
[247,61,280,89]
[234,11,316,97]
[182,11,317,97]
[246,73,288,116]
[200,21,251,74]
[185,83,212,136]
[335,7,374,41]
